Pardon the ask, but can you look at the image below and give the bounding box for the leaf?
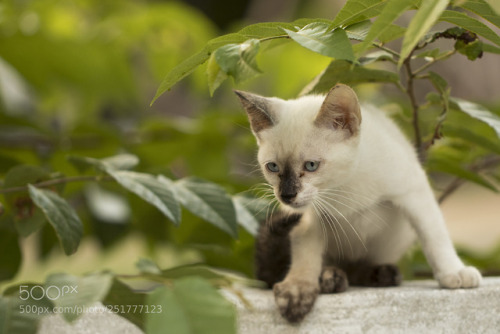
[68,154,139,173]
[485,0,500,15]
[378,24,407,43]
[358,50,394,65]
[0,294,51,334]
[232,195,268,237]
[358,0,414,54]
[172,177,237,237]
[332,0,388,27]
[284,23,355,61]
[428,71,450,111]
[344,20,372,41]
[439,10,500,46]
[460,0,500,29]
[102,278,146,330]
[483,43,500,54]
[399,0,449,66]
[301,60,399,95]
[28,185,83,255]
[108,171,180,224]
[145,277,237,334]
[451,97,500,139]
[152,33,248,104]
[214,39,262,84]
[45,272,113,322]
[3,165,49,237]
[0,218,21,281]
[207,52,228,96]
[443,125,500,155]
[426,155,498,192]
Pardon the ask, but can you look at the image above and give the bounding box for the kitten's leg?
[319,266,349,293]
[273,210,324,322]
[395,185,482,288]
[345,263,402,287]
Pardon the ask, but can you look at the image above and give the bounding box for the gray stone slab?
[37,278,500,334]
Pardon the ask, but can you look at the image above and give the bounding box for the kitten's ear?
[314,84,362,136]
[234,90,275,134]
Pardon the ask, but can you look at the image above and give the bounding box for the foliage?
[1,0,500,333]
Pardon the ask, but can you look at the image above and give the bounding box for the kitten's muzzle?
[280,191,298,204]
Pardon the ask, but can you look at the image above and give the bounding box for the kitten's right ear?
[234,90,275,134]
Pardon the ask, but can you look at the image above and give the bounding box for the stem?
[0,175,111,194]
[413,50,456,75]
[372,42,400,59]
[438,156,500,204]
[403,54,425,162]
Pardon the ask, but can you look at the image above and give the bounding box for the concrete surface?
[38,278,500,334]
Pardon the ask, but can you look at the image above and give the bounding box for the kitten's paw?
[363,264,402,287]
[319,266,348,294]
[437,266,482,289]
[273,279,319,323]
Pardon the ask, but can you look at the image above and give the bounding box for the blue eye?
[266,162,279,173]
[304,161,320,172]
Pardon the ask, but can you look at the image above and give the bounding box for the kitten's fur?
[236,84,482,323]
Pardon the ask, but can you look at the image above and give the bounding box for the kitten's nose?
[280,192,297,204]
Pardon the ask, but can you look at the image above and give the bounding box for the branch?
[0,175,112,194]
[438,156,500,204]
[403,53,425,162]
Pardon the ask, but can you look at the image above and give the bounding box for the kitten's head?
[236,84,362,212]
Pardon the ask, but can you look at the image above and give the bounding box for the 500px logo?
[19,285,78,301]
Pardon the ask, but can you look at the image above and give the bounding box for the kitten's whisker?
[317,196,367,253]
[311,203,329,252]
[314,200,345,260]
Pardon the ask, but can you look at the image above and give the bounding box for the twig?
[403,53,425,162]
[413,50,456,75]
[438,156,500,204]
[0,175,112,194]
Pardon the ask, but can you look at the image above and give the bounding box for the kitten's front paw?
[437,266,482,289]
[273,279,319,323]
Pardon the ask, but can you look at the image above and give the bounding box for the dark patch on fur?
[343,262,402,287]
[319,266,349,293]
[254,213,301,288]
[279,163,300,204]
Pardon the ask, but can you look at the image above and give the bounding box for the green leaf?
[358,0,414,54]
[344,20,372,41]
[108,171,180,224]
[378,24,407,43]
[152,33,248,104]
[232,195,268,237]
[45,272,113,322]
[483,43,500,54]
[145,277,236,334]
[451,97,500,139]
[172,177,237,237]
[358,50,394,65]
[427,155,498,192]
[3,165,49,237]
[443,125,500,155]
[68,154,139,173]
[439,10,500,46]
[332,0,388,27]
[485,0,500,14]
[214,39,262,84]
[399,0,449,66]
[0,218,21,281]
[301,60,399,95]
[207,52,228,96]
[428,71,450,110]
[460,0,500,29]
[102,278,146,330]
[0,294,51,334]
[28,185,83,256]
[455,38,484,60]
[284,23,355,61]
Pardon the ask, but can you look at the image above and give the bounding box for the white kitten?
[236,84,482,323]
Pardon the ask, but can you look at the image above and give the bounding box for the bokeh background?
[1,0,499,286]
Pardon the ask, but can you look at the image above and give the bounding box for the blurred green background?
[1,0,499,288]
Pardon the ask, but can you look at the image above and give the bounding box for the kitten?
[235,84,482,323]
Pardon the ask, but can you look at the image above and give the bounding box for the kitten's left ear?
[234,90,275,134]
[314,84,362,136]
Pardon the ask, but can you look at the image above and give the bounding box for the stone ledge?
[228,277,500,334]
[38,277,500,334]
